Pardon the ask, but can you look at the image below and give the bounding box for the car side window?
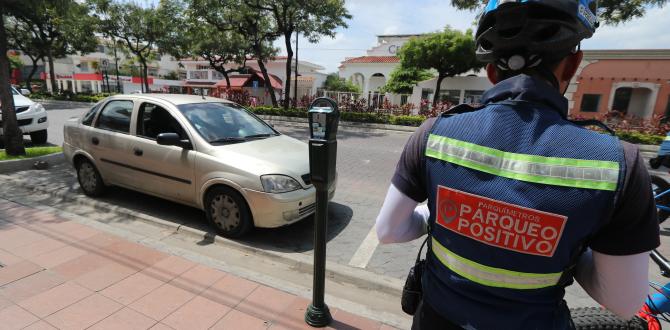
[96,100,133,133]
[137,102,185,140]
[82,102,103,126]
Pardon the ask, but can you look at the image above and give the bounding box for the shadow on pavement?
[88,185,353,253]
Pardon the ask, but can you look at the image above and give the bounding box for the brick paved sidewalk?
[0,199,395,330]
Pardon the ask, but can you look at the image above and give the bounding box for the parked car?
[0,87,48,144]
[63,94,335,237]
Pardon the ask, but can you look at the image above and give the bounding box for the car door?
[125,101,196,204]
[89,99,137,187]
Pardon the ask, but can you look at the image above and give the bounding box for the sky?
[276,0,670,73]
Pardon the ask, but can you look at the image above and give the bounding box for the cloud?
[583,6,670,50]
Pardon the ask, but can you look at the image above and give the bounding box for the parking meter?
[305,97,339,327]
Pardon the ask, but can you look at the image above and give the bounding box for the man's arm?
[575,250,649,319]
[376,184,429,244]
[576,142,660,319]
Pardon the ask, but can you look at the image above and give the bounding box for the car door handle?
[133,148,143,156]
[91,137,99,145]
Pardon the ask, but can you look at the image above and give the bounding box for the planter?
[0,152,65,174]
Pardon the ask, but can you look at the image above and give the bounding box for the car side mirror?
[157,133,192,149]
[20,89,30,96]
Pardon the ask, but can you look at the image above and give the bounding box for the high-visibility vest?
[423,103,624,329]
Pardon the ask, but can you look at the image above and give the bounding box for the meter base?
[305,303,332,327]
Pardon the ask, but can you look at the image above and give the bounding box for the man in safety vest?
[375,0,660,329]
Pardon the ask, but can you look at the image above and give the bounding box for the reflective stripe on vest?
[431,237,562,289]
[426,134,619,191]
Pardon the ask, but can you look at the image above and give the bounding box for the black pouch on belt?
[401,236,428,315]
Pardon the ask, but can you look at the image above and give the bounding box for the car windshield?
[10,87,18,95]
[178,102,278,144]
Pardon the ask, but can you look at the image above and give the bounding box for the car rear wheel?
[30,130,47,145]
[76,159,106,197]
[205,186,252,238]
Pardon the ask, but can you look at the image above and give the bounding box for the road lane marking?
[348,224,379,268]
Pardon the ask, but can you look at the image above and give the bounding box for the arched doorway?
[611,86,654,119]
[350,73,365,92]
[368,73,386,109]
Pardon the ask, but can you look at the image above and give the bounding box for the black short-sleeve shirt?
[392,117,660,256]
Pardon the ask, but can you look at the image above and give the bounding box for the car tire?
[76,159,106,197]
[205,186,253,238]
[30,130,47,145]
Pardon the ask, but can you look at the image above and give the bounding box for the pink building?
[568,49,670,120]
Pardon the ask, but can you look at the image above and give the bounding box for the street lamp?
[305,97,339,328]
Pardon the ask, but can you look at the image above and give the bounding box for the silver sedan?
[63,94,335,237]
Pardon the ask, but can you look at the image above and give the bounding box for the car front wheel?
[205,186,252,238]
[76,159,106,197]
[30,130,47,145]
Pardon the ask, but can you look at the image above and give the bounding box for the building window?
[179,71,187,80]
[439,90,461,105]
[188,70,208,80]
[400,95,409,105]
[196,65,209,70]
[464,90,484,104]
[212,71,224,80]
[96,45,105,53]
[580,94,601,113]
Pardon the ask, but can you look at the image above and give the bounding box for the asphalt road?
[30,102,670,313]
[41,102,417,278]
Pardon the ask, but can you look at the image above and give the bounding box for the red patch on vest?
[436,186,567,257]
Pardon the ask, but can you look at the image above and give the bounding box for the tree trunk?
[141,59,149,92]
[432,74,446,108]
[283,31,293,110]
[257,59,278,107]
[25,57,39,91]
[0,17,25,155]
[293,30,299,108]
[47,49,58,94]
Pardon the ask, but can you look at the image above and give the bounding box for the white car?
[0,87,48,144]
[63,94,335,238]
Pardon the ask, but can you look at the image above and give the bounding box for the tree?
[323,73,361,93]
[245,0,351,110]
[0,0,30,156]
[450,0,668,24]
[399,28,483,107]
[19,0,98,94]
[191,0,280,106]
[6,18,46,91]
[162,1,250,90]
[91,0,174,92]
[382,66,433,95]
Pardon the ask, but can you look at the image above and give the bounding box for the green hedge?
[616,131,665,145]
[248,107,426,127]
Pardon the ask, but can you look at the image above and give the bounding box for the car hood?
[209,135,310,183]
[12,94,34,107]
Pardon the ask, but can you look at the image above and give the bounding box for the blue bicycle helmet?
[476,0,599,74]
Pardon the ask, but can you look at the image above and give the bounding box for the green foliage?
[400,27,482,105]
[8,54,22,70]
[449,0,668,25]
[0,146,62,161]
[616,131,665,145]
[382,66,433,94]
[162,71,180,80]
[323,74,361,93]
[247,106,426,127]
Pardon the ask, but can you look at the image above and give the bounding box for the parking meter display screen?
[312,113,327,139]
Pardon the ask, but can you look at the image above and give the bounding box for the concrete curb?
[3,175,405,298]
[0,152,66,174]
[639,144,660,153]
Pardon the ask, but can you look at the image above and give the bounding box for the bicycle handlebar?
[651,249,670,278]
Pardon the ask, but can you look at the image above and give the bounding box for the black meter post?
[305,97,339,327]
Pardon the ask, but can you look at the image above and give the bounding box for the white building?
[338,34,492,111]
[178,57,328,105]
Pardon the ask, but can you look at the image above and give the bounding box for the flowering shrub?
[569,111,668,145]
[224,90,252,106]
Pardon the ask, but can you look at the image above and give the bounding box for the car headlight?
[29,103,45,113]
[261,175,302,193]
